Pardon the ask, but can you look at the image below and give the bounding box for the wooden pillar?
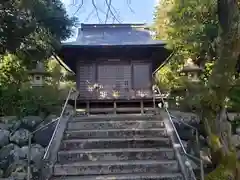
[131,62,134,89]
[114,101,117,114]
[86,101,90,115]
[74,99,77,114]
[140,100,144,114]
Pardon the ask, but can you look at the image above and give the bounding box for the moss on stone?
[205,164,234,180]
[206,152,240,180]
[209,134,222,151]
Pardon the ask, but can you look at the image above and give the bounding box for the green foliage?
[155,0,218,59]
[0,0,76,117]
[175,82,205,111]
[154,0,218,91]
[0,54,28,86]
[0,54,69,117]
[0,0,77,61]
[154,0,240,113]
[205,164,234,180]
[206,152,240,180]
[0,84,62,117]
[45,57,76,89]
[201,62,215,84]
[46,57,65,86]
[155,0,240,177]
[153,0,174,41]
[167,0,218,60]
[155,65,183,91]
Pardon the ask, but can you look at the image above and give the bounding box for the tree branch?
[92,0,102,23]
[105,0,112,23]
[69,0,132,23]
[127,0,135,14]
[73,0,84,16]
[105,0,121,23]
[84,9,95,23]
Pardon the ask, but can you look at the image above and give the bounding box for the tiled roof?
[63,23,165,46]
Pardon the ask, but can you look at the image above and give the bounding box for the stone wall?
[169,110,240,123]
[169,110,200,124]
[0,115,58,179]
[168,110,240,161]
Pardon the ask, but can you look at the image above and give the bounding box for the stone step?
[72,114,157,121]
[53,160,180,176]
[64,128,167,140]
[57,148,175,163]
[67,120,165,130]
[60,137,171,151]
[51,173,184,180]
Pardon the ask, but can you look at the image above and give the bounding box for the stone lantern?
[180,58,203,82]
[28,61,49,87]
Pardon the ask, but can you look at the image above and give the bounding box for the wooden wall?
[76,59,153,99]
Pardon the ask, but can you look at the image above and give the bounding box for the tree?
[204,0,240,155]
[153,0,219,93]
[0,0,77,117]
[155,0,218,64]
[155,0,240,179]
[153,0,175,41]
[0,54,28,86]
[0,0,77,62]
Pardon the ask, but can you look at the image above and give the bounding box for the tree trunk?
[201,0,240,177]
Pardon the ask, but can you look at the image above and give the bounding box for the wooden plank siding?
[76,59,153,100]
[76,60,97,99]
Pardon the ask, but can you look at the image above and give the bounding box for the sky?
[61,0,159,41]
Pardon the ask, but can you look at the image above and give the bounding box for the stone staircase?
[50,114,184,180]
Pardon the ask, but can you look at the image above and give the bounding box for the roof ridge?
[80,23,147,29]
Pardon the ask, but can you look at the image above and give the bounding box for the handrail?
[153,86,204,180]
[170,114,198,130]
[170,111,204,180]
[43,87,74,159]
[27,87,74,180]
[33,118,60,135]
[155,87,187,153]
[27,117,59,180]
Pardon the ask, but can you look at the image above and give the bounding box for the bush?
[0,84,62,117]
[0,54,73,118]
